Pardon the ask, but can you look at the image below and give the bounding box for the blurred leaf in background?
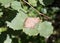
[0,12,3,17]
[39,0,54,6]
[0,0,14,8]
[4,35,12,43]
[0,27,7,34]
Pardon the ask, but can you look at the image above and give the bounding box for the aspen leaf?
[38,21,53,38]
[6,10,27,30]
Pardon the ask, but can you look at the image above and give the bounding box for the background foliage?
[0,0,60,43]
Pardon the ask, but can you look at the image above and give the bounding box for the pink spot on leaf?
[24,17,40,28]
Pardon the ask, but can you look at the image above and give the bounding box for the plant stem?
[23,0,51,20]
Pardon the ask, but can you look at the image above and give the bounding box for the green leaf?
[39,0,44,5]
[4,35,12,43]
[28,0,37,6]
[39,0,54,6]
[23,23,39,36]
[41,8,47,14]
[23,6,28,11]
[28,8,37,17]
[28,11,37,17]
[52,7,60,13]
[0,27,7,33]
[11,1,22,11]
[0,12,3,17]
[38,21,53,38]
[6,10,28,30]
[0,0,14,8]
[23,17,40,36]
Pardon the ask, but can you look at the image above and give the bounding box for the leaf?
[4,35,12,43]
[6,10,28,30]
[28,0,37,6]
[0,0,14,8]
[28,8,38,17]
[52,7,60,12]
[38,21,53,38]
[11,1,22,11]
[23,6,28,11]
[28,10,37,17]
[39,0,54,6]
[0,27,7,33]
[23,24,39,36]
[23,17,40,36]
[41,8,47,14]
[39,0,45,5]
[0,12,3,17]
[23,18,52,37]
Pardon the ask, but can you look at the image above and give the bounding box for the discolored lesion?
[24,17,40,28]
